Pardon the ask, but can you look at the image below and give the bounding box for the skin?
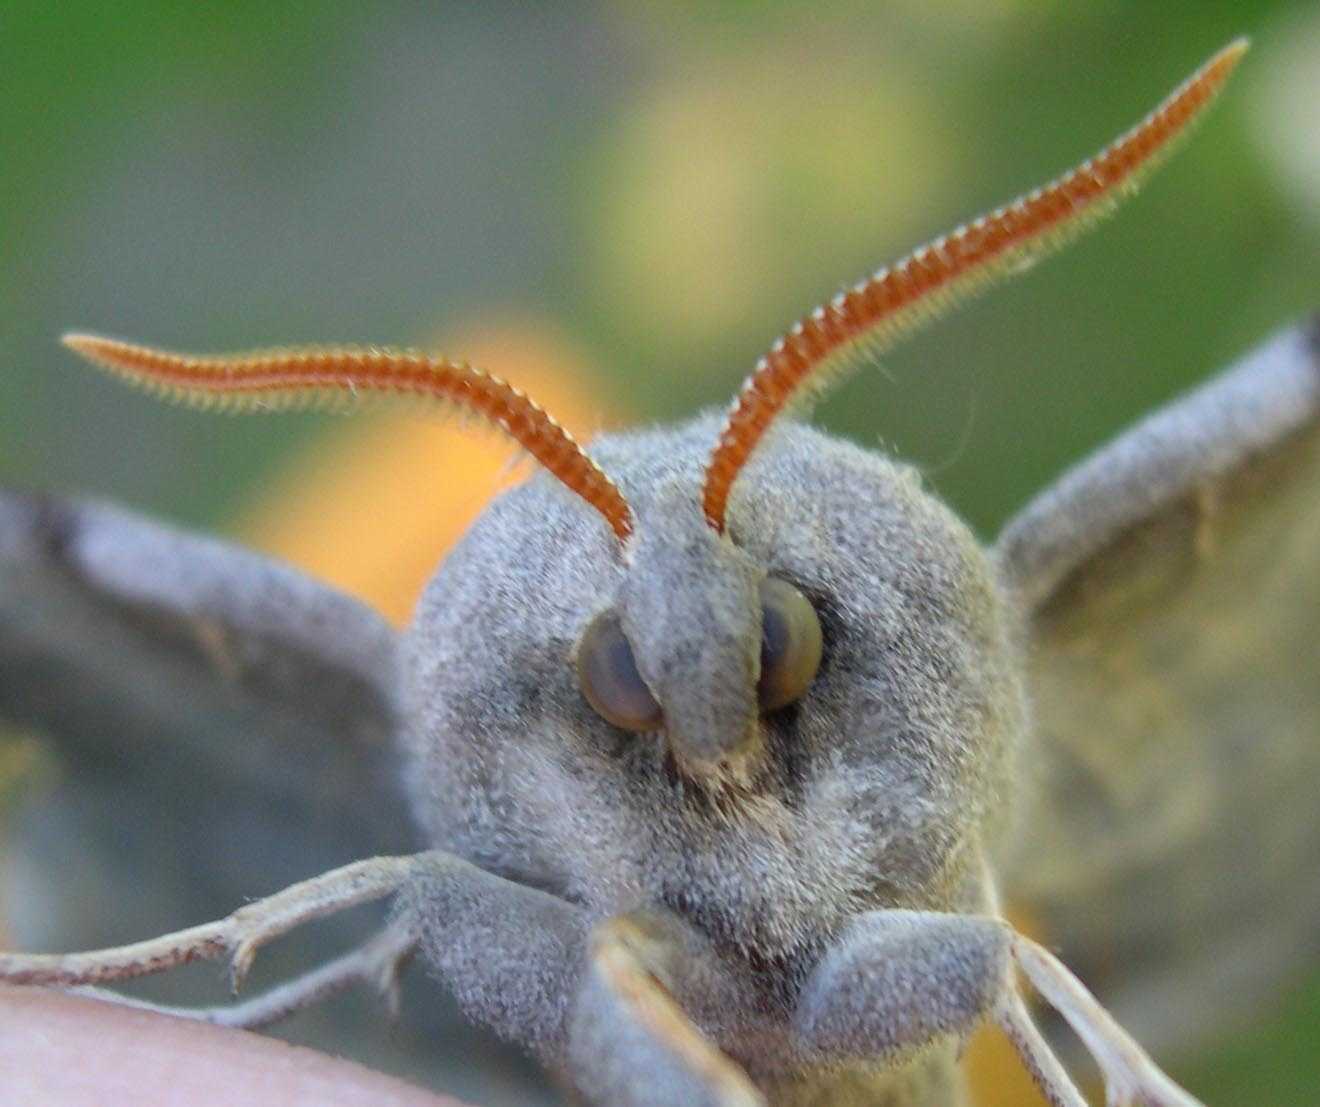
[0,986,468,1107]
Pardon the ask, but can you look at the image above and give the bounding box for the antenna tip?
[60,332,114,360]
[1215,37,1251,74]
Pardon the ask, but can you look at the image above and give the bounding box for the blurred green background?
[2,2,1318,1104]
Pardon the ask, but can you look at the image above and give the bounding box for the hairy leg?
[0,850,589,1054]
[400,851,588,1056]
[0,854,426,990]
[65,920,418,1029]
[793,910,1203,1107]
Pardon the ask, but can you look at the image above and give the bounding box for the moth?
[1,37,1313,1107]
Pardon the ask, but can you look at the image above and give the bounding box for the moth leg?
[569,912,764,1107]
[1011,933,1204,1107]
[394,850,593,1059]
[0,853,431,992]
[66,917,417,1029]
[793,910,1202,1107]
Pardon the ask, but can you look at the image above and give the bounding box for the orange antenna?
[702,39,1248,533]
[63,333,634,542]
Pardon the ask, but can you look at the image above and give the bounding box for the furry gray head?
[406,415,1024,957]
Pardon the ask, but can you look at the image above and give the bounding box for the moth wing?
[0,497,419,1072]
[0,490,413,891]
[0,492,553,1101]
[994,319,1320,1058]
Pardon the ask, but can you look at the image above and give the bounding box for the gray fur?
[405,415,1024,956]
[399,852,588,1059]
[568,911,765,1107]
[404,414,1025,1101]
[621,494,764,770]
[794,911,1010,1066]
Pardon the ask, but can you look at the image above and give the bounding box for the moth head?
[404,414,1026,950]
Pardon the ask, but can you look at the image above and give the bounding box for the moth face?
[404,414,1026,953]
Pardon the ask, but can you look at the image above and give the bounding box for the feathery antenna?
[701,39,1249,533]
[63,334,634,542]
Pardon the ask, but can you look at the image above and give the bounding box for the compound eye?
[577,610,663,732]
[758,577,823,712]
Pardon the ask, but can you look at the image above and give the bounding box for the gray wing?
[994,319,1320,1059]
[0,489,414,914]
[0,493,552,1103]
